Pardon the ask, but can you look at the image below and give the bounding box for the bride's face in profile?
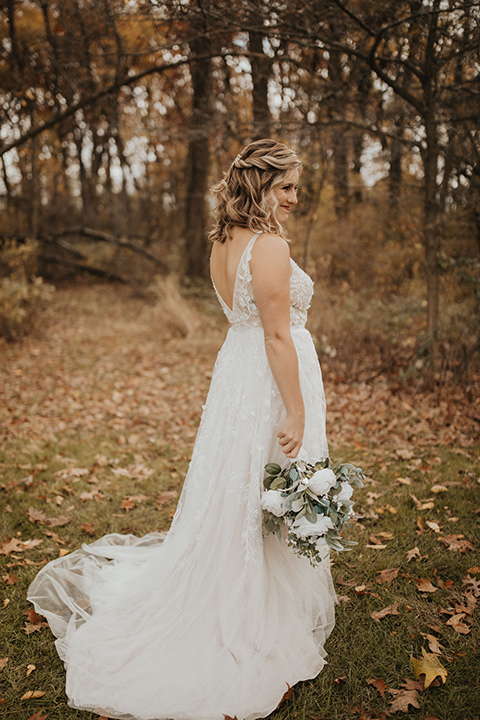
[271,168,299,226]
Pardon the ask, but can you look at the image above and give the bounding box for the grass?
[1,284,479,720]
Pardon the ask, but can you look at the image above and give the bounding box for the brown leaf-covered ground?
[1,284,479,720]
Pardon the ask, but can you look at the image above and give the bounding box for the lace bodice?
[211,232,314,328]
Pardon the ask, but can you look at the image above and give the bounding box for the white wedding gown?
[27,231,336,720]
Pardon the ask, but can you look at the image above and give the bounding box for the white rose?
[336,482,354,504]
[293,514,334,539]
[306,468,337,496]
[261,490,286,517]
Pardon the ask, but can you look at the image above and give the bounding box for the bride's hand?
[277,414,304,458]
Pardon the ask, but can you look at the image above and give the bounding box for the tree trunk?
[389,117,403,210]
[184,36,212,278]
[249,30,271,140]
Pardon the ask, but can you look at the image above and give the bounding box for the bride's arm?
[250,234,304,458]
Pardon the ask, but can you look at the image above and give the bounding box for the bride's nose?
[288,189,298,204]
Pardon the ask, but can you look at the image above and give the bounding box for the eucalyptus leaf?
[264,463,282,476]
[291,498,306,513]
[263,475,276,490]
[270,477,287,491]
[305,500,317,523]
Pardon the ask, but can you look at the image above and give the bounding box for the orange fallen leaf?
[21,690,46,700]
[415,578,437,593]
[0,658,8,670]
[26,712,49,720]
[2,573,18,585]
[275,683,292,708]
[80,522,95,536]
[367,676,388,698]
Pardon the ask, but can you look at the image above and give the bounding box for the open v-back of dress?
[27,231,336,720]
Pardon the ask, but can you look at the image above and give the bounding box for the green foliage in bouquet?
[262,457,365,567]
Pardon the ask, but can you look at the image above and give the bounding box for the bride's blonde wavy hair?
[208,139,301,244]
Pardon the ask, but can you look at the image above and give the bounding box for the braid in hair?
[209,139,301,244]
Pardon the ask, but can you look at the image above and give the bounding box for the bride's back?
[210,226,257,311]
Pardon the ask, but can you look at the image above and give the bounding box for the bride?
[27,138,336,720]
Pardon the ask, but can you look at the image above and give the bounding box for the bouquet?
[261,452,364,567]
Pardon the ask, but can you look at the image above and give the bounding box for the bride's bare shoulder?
[252,233,290,261]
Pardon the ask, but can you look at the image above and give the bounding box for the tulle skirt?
[28,325,336,720]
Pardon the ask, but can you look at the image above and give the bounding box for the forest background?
[1,1,480,720]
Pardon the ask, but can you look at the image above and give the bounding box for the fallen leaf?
[366,544,387,550]
[415,578,437,593]
[406,547,420,562]
[395,476,412,485]
[276,683,292,707]
[396,448,414,459]
[332,675,347,685]
[79,488,104,502]
[467,566,480,574]
[80,522,95,536]
[410,647,447,688]
[3,573,18,585]
[0,658,8,670]
[27,507,71,527]
[430,484,448,493]
[424,633,443,654]
[21,690,46,700]
[438,534,474,553]
[155,490,178,505]
[26,664,36,676]
[445,613,471,634]
[54,467,89,479]
[0,538,43,555]
[371,602,400,622]
[462,575,480,597]
[376,567,399,584]
[26,713,49,720]
[120,494,148,511]
[388,687,420,713]
[426,520,441,533]
[48,515,71,528]
[367,677,388,698]
[24,608,48,634]
[27,507,48,524]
